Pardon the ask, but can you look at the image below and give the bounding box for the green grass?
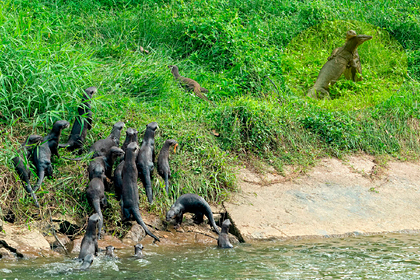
[283,20,407,110]
[0,0,419,235]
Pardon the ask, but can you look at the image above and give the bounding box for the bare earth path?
[225,156,420,241]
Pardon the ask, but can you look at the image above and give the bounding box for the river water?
[2,233,420,279]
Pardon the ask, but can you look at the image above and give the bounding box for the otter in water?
[79,214,100,269]
[217,219,233,248]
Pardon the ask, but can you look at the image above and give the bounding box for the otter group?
[12,85,233,270]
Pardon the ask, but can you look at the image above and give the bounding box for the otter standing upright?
[157,139,178,193]
[60,86,96,152]
[86,176,107,239]
[136,122,158,204]
[122,142,160,242]
[218,219,233,248]
[79,213,100,269]
[114,128,138,201]
[166,193,220,234]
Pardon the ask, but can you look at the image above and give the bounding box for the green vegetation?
[283,20,407,110]
[0,0,419,236]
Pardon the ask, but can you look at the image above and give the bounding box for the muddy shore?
[1,155,420,259]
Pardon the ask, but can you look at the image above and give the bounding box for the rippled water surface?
[2,234,420,279]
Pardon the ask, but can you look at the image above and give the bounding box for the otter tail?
[92,199,104,239]
[141,169,154,204]
[206,208,220,235]
[132,207,160,242]
[27,185,40,208]
[58,143,70,149]
[62,156,83,161]
[164,174,170,194]
[62,151,93,161]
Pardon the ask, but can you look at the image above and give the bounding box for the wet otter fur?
[60,86,96,153]
[65,121,125,161]
[33,120,69,191]
[136,122,158,204]
[166,193,220,234]
[121,142,160,242]
[86,176,107,239]
[105,245,115,258]
[217,219,233,248]
[134,243,144,259]
[12,135,43,207]
[157,139,178,193]
[79,213,100,261]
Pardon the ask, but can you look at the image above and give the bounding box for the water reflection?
[1,234,420,279]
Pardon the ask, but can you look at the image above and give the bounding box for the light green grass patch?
[282,20,407,111]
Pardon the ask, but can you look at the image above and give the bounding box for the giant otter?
[104,146,124,181]
[136,122,158,204]
[86,176,107,239]
[88,156,107,181]
[134,243,144,259]
[217,219,233,248]
[12,135,43,207]
[121,128,138,153]
[43,120,70,159]
[33,120,69,191]
[79,213,100,264]
[166,193,220,234]
[157,139,178,193]
[60,86,96,152]
[65,121,125,161]
[121,142,160,242]
[105,245,116,258]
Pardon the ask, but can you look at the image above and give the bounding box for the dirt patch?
[225,155,420,241]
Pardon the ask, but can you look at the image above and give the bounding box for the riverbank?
[2,155,420,259]
[226,155,420,241]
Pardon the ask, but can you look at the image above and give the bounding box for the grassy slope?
[0,0,419,235]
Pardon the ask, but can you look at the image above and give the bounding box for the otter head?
[89,213,101,224]
[134,243,143,253]
[126,142,139,159]
[165,139,178,153]
[105,245,115,256]
[109,146,125,160]
[113,121,125,132]
[25,135,43,147]
[126,127,138,139]
[222,219,231,228]
[146,122,159,132]
[84,86,97,99]
[53,120,70,132]
[166,207,177,221]
[91,157,106,179]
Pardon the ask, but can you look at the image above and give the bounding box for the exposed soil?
[225,155,420,241]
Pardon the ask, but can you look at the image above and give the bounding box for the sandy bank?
[225,156,420,241]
